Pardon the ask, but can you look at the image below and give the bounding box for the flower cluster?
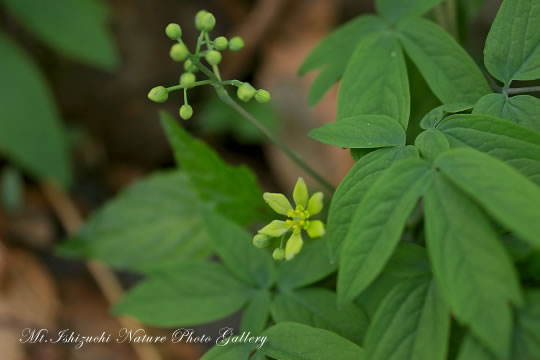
[147,10,271,120]
[253,178,326,261]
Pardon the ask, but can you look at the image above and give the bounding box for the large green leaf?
[338,32,410,128]
[114,261,251,326]
[161,112,267,225]
[338,158,432,304]
[326,146,418,259]
[397,17,491,104]
[438,113,540,185]
[456,334,494,360]
[261,322,364,360]
[425,173,522,358]
[299,15,387,106]
[308,115,406,148]
[241,289,271,334]
[484,0,540,83]
[512,290,540,359]
[376,0,444,22]
[4,0,118,70]
[365,276,450,360]
[435,148,540,248]
[277,238,336,290]
[57,171,209,272]
[0,34,71,186]
[201,209,275,288]
[270,288,368,344]
[473,93,540,132]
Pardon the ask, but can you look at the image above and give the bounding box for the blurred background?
[0,0,503,358]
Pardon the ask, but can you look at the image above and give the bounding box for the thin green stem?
[506,86,540,95]
[195,31,205,54]
[218,91,335,193]
[167,80,213,92]
[184,88,188,105]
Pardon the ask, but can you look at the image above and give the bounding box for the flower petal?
[258,220,288,237]
[307,192,324,215]
[306,220,326,238]
[263,192,293,216]
[285,232,304,260]
[293,177,309,208]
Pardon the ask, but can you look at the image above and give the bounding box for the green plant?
[61,1,540,359]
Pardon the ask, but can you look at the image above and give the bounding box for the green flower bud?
[199,13,216,32]
[180,72,196,88]
[253,234,271,248]
[306,220,326,238]
[272,248,285,261]
[205,50,222,66]
[255,89,271,103]
[214,36,228,51]
[195,10,209,29]
[179,105,193,120]
[263,192,292,216]
[165,23,182,40]
[184,59,197,72]
[170,43,189,62]
[285,232,303,260]
[307,192,324,216]
[237,83,256,102]
[258,220,288,237]
[147,86,168,103]
[229,36,245,51]
[293,177,308,208]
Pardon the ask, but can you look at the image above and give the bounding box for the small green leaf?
[424,172,522,358]
[376,0,444,22]
[326,146,419,259]
[338,32,410,128]
[365,276,450,360]
[309,115,406,148]
[201,343,255,360]
[0,34,71,186]
[456,334,494,360]
[262,322,364,360]
[484,0,540,83]
[201,208,275,288]
[0,166,23,214]
[277,238,336,290]
[241,290,271,334]
[114,261,251,326]
[161,112,267,225]
[438,113,540,185]
[397,17,491,104]
[338,158,432,304]
[384,242,431,278]
[435,148,540,248]
[512,290,540,358]
[58,172,210,272]
[420,103,473,129]
[270,288,369,344]
[415,129,450,161]
[473,93,540,132]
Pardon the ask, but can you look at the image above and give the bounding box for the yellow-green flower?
[253,177,326,261]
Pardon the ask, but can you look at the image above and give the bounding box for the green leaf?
[484,0,540,83]
[277,238,336,290]
[114,261,251,326]
[420,103,473,129]
[414,129,450,161]
[338,32,410,128]
[397,17,491,104]
[0,166,23,214]
[438,113,540,185]
[201,343,255,360]
[0,34,71,186]
[58,172,210,272]
[299,15,386,105]
[473,93,540,132]
[424,172,522,358]
[270,288,369,344]
[376,0,444,22]
[326,146,419,259]
[262,322,364,360]
[456,334,494,360]
[338,158,432,304]
[384,242,432,278]
[512,290,540,358]
[365,276,450,360]
[435,148,540,248]
[3,0,118,70]
[241,290,271,334]
[161,112,267,226]
[201,209,275,288]
[308,115,406,148]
